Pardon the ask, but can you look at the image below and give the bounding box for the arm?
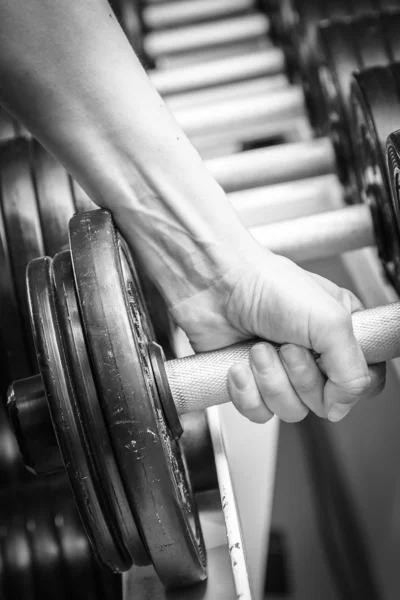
[0,0,384,423]
[0,0,251,305]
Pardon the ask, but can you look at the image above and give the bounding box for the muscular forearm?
[0,0,257,306]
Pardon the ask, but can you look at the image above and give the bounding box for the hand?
[169,243,386,424]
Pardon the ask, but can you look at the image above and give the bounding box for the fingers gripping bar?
[165,303,400,415]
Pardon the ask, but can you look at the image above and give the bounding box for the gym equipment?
[388,129,400,231]
[350,63,400,278]
[169,10,400,186]
[317,11,400,190]
[142,0,255,30]
[267,0,400,128]
[0,474,122,600]
[8,209,400,585]
[144,13,270,59]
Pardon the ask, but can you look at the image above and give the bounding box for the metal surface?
[191,115,310,159]
[165,298,400,415]
[207,137,337,192]
[351,63,400,267]
[122,407,257,600]
[144,0,254,29]
[156,38,272,70]
[252,204,375,262]
[150,48,285,95]
[342,249,400,382]
[70,211,206,584]
[230,174,344,227]
[166,75,288,112]
[145,13,270,57]
[175,87,305,138]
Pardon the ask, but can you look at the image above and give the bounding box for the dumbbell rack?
[4,0,400,598]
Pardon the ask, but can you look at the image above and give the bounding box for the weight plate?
[70,209,206,587]
[0,394,31,485]
[0,541,6,600]
[317,11,400,193]
[0,204,31,391]
[387,130,400,238]
[31,140,75,257]
[27,509,67,600]
[0,138,44,372]
[279,0,400,129]
[93,561,123,600]
[26,256,125,571]
[51,250,148,568]
[350,63,400,279]
[2,516,35,600]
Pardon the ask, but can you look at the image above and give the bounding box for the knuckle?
[342,375,372,399]
[295,373,319,394]
[329,307,352,332]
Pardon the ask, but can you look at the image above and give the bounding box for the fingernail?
[280,344,307,368]
[327,403,352,423]
[251,343,274,374]
[230,364,250,390]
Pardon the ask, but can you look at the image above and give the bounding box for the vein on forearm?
[0,0,252,305]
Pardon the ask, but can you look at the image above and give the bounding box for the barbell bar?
[144,13,270,59]
[143,0,255,30]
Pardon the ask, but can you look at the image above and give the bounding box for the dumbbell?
[111,0,272,68]
[142,0,256,31]
[8,208,400,586]
[3,7,400,382]
[159,8,400,162]
[0,474,122,600]
[0,135,217,482]
[0,135,338,412]
[349,62,400,282]
[172,10,400,188]
[267,0,400,130]
[388,130,400,229]
[238,62,400,283]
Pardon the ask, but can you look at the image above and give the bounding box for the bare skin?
[0,0,385,423]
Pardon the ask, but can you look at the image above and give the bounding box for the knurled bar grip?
[165,303,400,415]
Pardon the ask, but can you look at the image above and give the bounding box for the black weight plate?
[93,560,123,600]
[31,140,75,257]
[317,10,400,193]
[27,510,68,600]
[70,209,206,588]
[53,498,99,600]
[2,516,35,600]
[350,64,400,278]
[0,394,31,485]
[26,256,125,571]
[52,250,148,568]
[0,540,6,600]
[0,205,31,391]
[0,138,45,372]
[387,130,400,242]
[281,0,400,129]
